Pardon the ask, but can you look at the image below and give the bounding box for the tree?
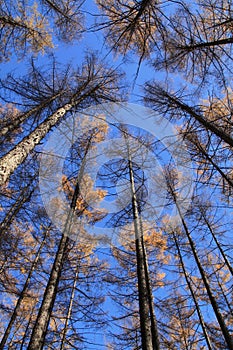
[163,166,233,349]
[95,0,165,60]
[0,225,50,350]
[0,58,72,140]
[1,0,233,348]
[41,0,84,42]
[0,0,85,61]
[0,0,53,61]
[153,0,233,85]
[96,126,162,349]
[144,84,233,148]
[27,117,108,349]
[0,54,122,186]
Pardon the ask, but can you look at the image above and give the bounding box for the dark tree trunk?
[0,228,49,349]
[172,232,213,350]
[167,178,233,349]
[128,154,160,350]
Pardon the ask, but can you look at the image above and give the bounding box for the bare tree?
[0,55,122,186]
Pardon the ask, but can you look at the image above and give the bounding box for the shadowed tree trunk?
[0,227,50,350]
[60,263,79,350]
[165,168,233,350]
[128,149,160,350]
[172,231,213,350]
[144,85,233,148]
[28,121,108,349]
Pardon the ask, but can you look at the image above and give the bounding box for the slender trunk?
[128,156,154,350]
[60,264,79,350]
[171,188,233,349]
[0,183,34,237]
[161,90,233,148]
[28,143,89,349]
[135,236,154,350]
[140,218,160,350]
[28,233,69,350]
[216,274,233,315]
[0,228,49,349]
[201,211,233,277]
[20,307,35,350]
[186,134,233,189]
[176,300,189,350]
[173,232,213,350]
[0,92,62,138]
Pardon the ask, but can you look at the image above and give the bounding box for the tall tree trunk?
[169,94,233,147]
[172,232,213,350]
[20,307,35,350]
[28,141,89,349]
[200,210,233,277]
[185,132,233,189]
[27,233,69,350]
[0,227,49,349]
[167,179,233,349]
[128,155,159,350]
[216,275,233,315]
[0,180,35,238]
[140,218,160,350]
[60,264,79,350]
[145,87,233,148]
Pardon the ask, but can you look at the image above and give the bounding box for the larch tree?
[0,54,122,186]
[0,58,73,140]
[0,0,53,61]
[0,0,85,61]
[163,166,233,349]
[1,0,233,348]
[96,125,167,349]
[27,116,109,350]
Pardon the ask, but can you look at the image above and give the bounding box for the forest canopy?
[0,0,233,349]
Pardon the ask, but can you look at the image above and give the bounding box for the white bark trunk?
[0,102,72,185]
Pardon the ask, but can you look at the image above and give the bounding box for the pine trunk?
[162,91,233,147]
[141,237,160,350]
[201,212,233,277]
[28,143,89,349]
[0,183,34,238]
